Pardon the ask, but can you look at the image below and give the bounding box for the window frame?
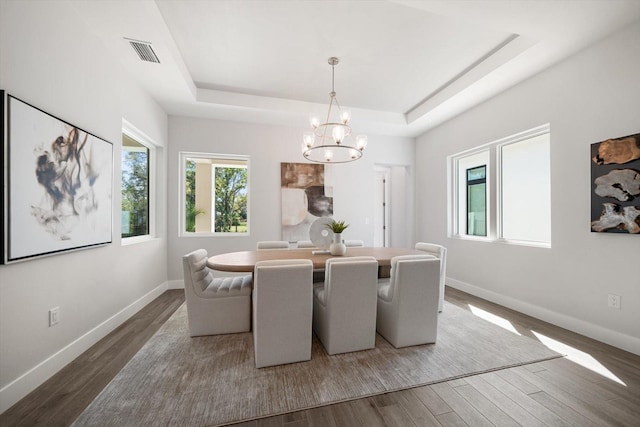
[449,147,492,241]
[496,125,551,247]
[466,165,487,237]
[121,119,156,245]
[178,151,250,237]
[449,124,551,248]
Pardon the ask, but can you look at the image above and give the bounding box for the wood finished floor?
[1,287,639,426]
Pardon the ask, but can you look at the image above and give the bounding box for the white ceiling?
[72,0,640,138]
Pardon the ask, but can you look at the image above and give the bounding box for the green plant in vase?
[326,219,349,234]
[326,219,349,255]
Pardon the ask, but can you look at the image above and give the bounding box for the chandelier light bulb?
[332,126,346,144]
[324,149,333,162]
[303,132,315,148]
[310,116,320,129]
[356,135,368,151]
[350,149,358,159]
[340,110,351,124]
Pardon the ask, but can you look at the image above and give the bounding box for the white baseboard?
[167,279,184,290]
[0,281,169,414]
[447,277,640,356]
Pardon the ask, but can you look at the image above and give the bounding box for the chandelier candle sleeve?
[302,57,367,163]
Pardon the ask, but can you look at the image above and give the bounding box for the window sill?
[179,232,250,238]
[122,235,158,246]
[449,234,551,249]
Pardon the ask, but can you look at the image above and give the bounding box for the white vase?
[330,233,347,256]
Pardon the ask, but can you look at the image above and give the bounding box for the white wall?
[0,1,168,411]
[416,20,640,354]
[166,117,415,282]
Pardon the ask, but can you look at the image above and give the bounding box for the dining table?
[207,246,426,277]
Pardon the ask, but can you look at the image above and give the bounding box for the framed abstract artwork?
[2,94,113,263]
[281,162,333,243]
[590,132,640,234]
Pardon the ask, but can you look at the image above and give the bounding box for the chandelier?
[302,57,367,163]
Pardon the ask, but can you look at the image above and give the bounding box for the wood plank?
[411,385,453,416]
[464,374,546,427]
[479,371,570,427]
[447,378,468,388]
[257,415,284,427]
[606,397,640,426]
[346,397,386,427]
[393,389,442,426]
[376,403,418,427]
[431,383,493,427]
[535,362,620,402]
[305,405,338,427]
[496,367,542,395]
[514,366,624,426]
[529,391,600,427]
[230,420,258,426]
[283,411,308,424]
[453,384,519,426]
[435,411,469,427]
[540,356,640,404]
[325,400,360,426]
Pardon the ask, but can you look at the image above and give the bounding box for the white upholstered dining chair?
[344,240,365,247]
[415,242,447,312]
[182,249,252,337]
[296,240,316,248]
[256,240,290,250]
[376,254,440,348]
[313,256,379,355]
[253,259,314,368]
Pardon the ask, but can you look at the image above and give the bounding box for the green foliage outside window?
[121,149,149,238]
[185,160,204,232]
[215,167,248,232]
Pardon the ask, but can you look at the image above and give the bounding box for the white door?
[373,167,390,247]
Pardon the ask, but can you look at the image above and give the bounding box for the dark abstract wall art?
[281,162,333,242]
[5,95,113,262]
[590,133,640,234]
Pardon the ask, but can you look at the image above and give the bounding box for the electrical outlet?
[607,294,621,310]
[49,307,60,326]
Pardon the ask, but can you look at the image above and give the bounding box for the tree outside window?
[182,154,249,234]
[215,166,247,232]
[121,136,149,238]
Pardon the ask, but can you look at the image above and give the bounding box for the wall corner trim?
[446,278,640,356]
[0,281,169,414]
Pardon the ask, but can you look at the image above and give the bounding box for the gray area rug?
[73,301,561,426]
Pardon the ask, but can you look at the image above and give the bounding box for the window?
[453,149,490,239]
[450,124,550,247]
[466,165,486,236]
[180,153,249,235]
[122,135,149,238]
[121,120,155,241]
[499,132,550,244]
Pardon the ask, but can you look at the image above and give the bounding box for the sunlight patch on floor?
[532,331,626,386]
[468,304,521,335]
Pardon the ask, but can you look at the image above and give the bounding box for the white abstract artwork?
[7,96,113,262]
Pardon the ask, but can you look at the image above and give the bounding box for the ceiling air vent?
[126,38,160,64]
